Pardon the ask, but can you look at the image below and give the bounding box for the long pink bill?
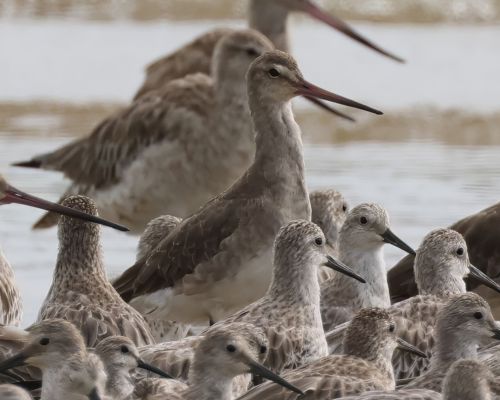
[295,79,383,115]
[1,184,129,232]
[303,0,405,63]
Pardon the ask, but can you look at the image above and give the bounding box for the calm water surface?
[0,15,499,326]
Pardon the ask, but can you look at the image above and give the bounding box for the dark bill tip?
[4,185,129,232]
[248,360,304,396]
[396,337,427,358]
[137,359,173,379]
[325,255,366,283]
[304,96,356,122]
[381,228,415,255]
[88,387,101,400]
[468,264,500,294]
[296,79,383,116]
[303,0,405,63]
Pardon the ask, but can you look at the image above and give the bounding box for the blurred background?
[0,0,499,325]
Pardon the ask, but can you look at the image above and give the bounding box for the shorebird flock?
[1,0,500,399]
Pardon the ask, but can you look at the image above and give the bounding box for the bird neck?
[433,328,478,368]
[104,365,134,399]
[334,238,390,308]
[248,0,290,51]
[415,260,466,297]
[186,364,234,400]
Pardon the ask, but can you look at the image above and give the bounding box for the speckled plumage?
[326,229,480,381]
[0,319,107,400]
[321,204,409,331]
[0,384,33,400]
[0,248,22,326]
[37,196,154,347]
[238,308,405,400]
[15,30,273,233]
[113,51,317,324]
[402,293,499,392]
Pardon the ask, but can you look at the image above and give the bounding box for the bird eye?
[39,338,50,346]
[226,345,236,353]
[342,204,347,212]
[268,68,280,78]
[246,48,259,57]
[260,345,267,354]
[456,247,464,256]
[474,312,483,320]
[360,216,368,225]
[315,237,323,246]
[388,324,395,333]
[121,345,129,353]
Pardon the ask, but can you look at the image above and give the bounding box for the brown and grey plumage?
[134,0,403,99]
[236,308,425,400]
[94,336,171,400]
[14,30,274,233]
[135,322,303,400]
[0,319,107,400]
[38,196,154,347]
[113,51,381,324]
[388,202,500,310]
[321,203,415,332]
[206,220,365,374]
[0,384,33,400]
[402,293,500,392]
[0,249,22,327]
[326,228,500,381]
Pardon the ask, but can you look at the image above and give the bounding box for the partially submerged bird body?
[0,248,22,326]
[321,203,414,331]
[15,30,273,233]
[38,196,154,347]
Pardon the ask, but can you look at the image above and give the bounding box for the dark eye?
[389,324,395,333]
[268,68,280,78]
[246,48,259,57]
[474,312,483,320]
[121,345,129,353]
[342,204,347,212]
[39,338,50,346]
[260,345,267,354]
[315,237,323,246]
[360,216,368,225]
[226,345,236,353]
[456,247,464,256]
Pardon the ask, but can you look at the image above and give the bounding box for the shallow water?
[0,14,499,326]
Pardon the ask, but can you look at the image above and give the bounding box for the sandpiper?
[326,228,500,380]
[135,0,403,99]
[402,293,500,392]
[0,174,129,327]
[321,203,415,331]
[389,202,500,308]
[135,323,303,400]
[113,50,382,324]
[37,196,155,347]
[236,308,425,400]
[134,214,190,343]
[13,30,274,233]
[94,336,171,399]
[0,319,107,400]
[0,384,33,400]
[334,359,495,400]
[209,220,365,373]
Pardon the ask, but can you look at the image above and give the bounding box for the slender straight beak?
[302,0,405,63]
[1,184,129,232]
[247,359,304,396]
[137,359,173,379]
[0,352,28,373]
[324,255,366,283]
[396,338,427,358]
[88,387,102,400]
[491,328,500,340]
[468,265,500,294]
[381,229,416,255]
[304,97,356,122]
[295,79,382,115]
